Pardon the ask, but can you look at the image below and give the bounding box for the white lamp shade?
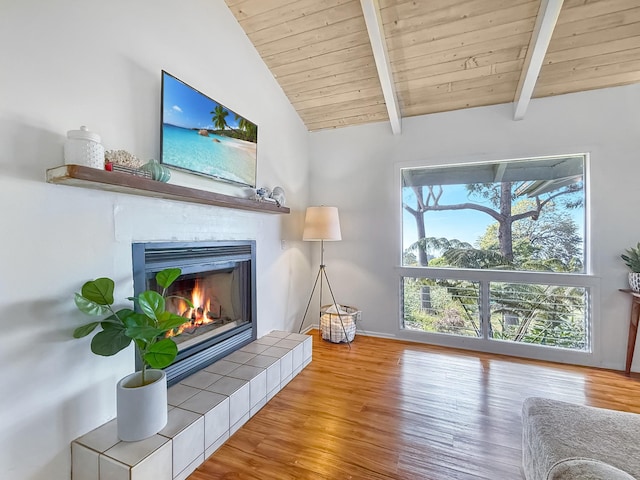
[303,206,342,241]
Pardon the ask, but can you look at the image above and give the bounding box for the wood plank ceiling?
[224,0,640,132]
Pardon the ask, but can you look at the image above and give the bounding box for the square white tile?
[273,338,300,350]
[281,373,293,388]
[230,412,250,435]
[206,376,248,396]
[180,370,222,390]
[224,350,256,364]
[227,388,250,426]
[291,343,304,370]
[174,453,204,480]
[240,342,270,354]
[261,345,290,359]
[170,416,204,477]
[179,390,227,416]
[130,440,172,480]
[267,386,279,402]
[250,372,267,408]
[265,362,281,395]
[227,364,264,381]
[250,397,267,417]
[159,407,202,439]
[227,365,267,408]
[204,396,230,448]
[266,330,289,338]
[279,350,293,380]
[75,419,120,452]
[205,431,229,459]
[167,384,201,407]
[103,434,169,467]
[207,378,250,426]
[204,359,240,376]
[99,454,129,480]
[302,337,312,360]
[253,336,280,346]
[245,354,279,369]
[158,407,204,477]
[72,443,99,480]
[286,333,310,342]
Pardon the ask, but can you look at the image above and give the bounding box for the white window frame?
[395,153,600,366]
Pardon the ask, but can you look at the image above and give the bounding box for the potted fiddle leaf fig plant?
[621,243,640,292]
[73,267,192,441]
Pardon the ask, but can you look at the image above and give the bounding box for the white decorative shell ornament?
[255,187,271,201]
[271,186,286,207]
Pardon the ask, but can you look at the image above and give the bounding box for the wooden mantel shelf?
[46,165,290,214]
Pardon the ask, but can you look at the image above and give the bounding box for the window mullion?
[480,279,491,340]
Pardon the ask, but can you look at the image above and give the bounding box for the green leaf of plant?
[90,327,131,356]
[157,311,189,332]
[73,322,99,338]
[143,338,178,369]
[111,308,136,324]
[156,268,181,289]
[81,278,114,305]
[122,311,150,329]
[101,319,124,330]
[125,325,164,341]
[137,291,165,321]
[93,311,131,329]
[74,293,111,316]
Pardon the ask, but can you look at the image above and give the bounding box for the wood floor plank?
[189,332,640,479]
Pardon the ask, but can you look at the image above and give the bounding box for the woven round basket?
[320,304,360,343]
[320,304,361,322]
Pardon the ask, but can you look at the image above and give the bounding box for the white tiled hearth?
[72,331,312,480]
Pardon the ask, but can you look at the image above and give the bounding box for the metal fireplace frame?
[132,240,257,386]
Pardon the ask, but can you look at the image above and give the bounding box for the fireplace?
[132,241,256,386]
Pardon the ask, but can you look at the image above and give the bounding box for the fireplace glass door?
[132,241,256,385]
[147,261,251,352]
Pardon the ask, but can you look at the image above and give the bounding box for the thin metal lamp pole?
[298,239,351,348]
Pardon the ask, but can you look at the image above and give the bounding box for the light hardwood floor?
[190,332,640,479]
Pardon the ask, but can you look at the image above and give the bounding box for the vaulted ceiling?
[224,0,640,133]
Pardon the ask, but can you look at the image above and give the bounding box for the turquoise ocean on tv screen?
[162,124,256,187]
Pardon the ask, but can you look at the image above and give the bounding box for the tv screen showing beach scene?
[161,71,257,187]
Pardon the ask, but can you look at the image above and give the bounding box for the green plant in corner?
[73,268,192,385]
[621,243,640,273]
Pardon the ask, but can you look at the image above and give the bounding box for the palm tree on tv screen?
[236,114,257,142]
[211,105,228,131]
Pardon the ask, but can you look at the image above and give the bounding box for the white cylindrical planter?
[630,273,640,293]
[116,369,168,442]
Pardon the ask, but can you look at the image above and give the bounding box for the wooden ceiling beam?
[360,0,402,134]
[513,0,564,120]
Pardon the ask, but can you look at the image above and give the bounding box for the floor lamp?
[298,206,351,346]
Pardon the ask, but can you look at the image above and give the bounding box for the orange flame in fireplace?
[166,279,216,338]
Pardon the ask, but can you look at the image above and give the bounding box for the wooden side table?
[620,289,640,374]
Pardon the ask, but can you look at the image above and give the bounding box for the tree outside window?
[400,155,588,350]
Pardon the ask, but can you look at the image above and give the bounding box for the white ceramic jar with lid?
[64,125,105,169]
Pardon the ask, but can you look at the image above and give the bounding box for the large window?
[400,155,590,352]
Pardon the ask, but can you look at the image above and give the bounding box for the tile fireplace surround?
[71,331,312,480]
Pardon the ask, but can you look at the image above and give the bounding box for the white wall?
[0,1,310,479]
[308,84,640,371]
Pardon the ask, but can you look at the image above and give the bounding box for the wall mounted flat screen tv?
[161,71,257,187]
